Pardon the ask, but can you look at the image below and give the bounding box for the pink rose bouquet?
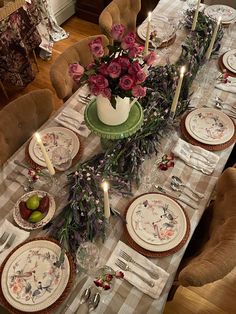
[69,24,157,108]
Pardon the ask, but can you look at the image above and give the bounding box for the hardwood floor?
[0,15,235,314]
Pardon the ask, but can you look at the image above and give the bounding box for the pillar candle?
[102,181,110,219]
[35,132,55,176]
[170,66,185,117]
[144,12,152,56]
[191,0,201,31]
[205,16,221,60]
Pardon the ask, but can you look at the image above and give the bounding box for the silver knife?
[154,185,198,210]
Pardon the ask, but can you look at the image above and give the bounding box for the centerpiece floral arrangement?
[69,24,157,109]
[51,13,223,256]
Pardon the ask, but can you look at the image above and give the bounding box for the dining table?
[0,0,236,313]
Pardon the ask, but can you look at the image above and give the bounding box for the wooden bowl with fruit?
[13,190,56,230]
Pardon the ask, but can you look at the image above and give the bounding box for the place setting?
[26,127,82,170]
[123,192,191,258]
[180,107,236,151]
[204,4,236,25]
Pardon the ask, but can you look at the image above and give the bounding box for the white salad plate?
[28,127,80,167]
[126,193,187,252]
[223,49,236,74]
[205,5,236,24]
[1,239,70,312]
[185,108,235,145]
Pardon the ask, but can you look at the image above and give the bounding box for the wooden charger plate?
[180,111,236,152]
[218,53,236,77]
[25,133,83,171]
[0,237,76,314]
[123,192,191,258]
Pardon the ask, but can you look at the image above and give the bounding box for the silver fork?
[115,258,155,287]
[0,232,9,246]
[119,250,159,280]
[0,234,16,253]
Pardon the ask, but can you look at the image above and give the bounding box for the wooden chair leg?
[32,49,39,72]
[0,79,8,99]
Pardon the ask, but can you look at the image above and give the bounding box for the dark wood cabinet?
[75,0,159,25]
[75,0,112,24]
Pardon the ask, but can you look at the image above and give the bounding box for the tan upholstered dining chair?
[99,0,141,44]
[0,89,53,166]
[50,35,109,102]
[168,166,236,300]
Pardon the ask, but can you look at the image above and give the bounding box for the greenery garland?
[50,10,223,255]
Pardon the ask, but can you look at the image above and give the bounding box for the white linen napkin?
[106,240,169,299]
[0,219,30,265]
[215,82,236,94]
[55,107,91,137]
[172,138,219,174]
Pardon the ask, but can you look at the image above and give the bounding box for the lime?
[28,210,44,223]
[26,195,40,210]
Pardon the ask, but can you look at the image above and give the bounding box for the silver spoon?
[88,292,100,312]
[170,182,199,202]
[171,176,204,199]
[215,102,236,116]
[75,288,91,313]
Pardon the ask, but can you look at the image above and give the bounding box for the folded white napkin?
[55,107,91,137]
[106,240,169,299]
[0,219,30,265]
[172,138,219,174]
[215,82,236,94]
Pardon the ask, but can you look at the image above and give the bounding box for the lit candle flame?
[102,180,109,192]
[180,66,185,77]
[148,12,152,22]
[35,132,41,142]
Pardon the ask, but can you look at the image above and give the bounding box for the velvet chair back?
[50,35,109,102]
[0,89,53,166]
[99,0,141,44]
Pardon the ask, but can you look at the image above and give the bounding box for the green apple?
[28,210,44,223]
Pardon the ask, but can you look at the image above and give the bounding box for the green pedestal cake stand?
[84,98,144,148]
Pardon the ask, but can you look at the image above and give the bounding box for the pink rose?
[89,83,101,96]
[128,44,143,58]
[111,24,125,41]
[144,51,157,66]
[119,75,134,90]
[128,61,142,76]
[121,32,136,50]
[116,56,130,70]
[98,63,108,76]
[68,63,84,82]
[103,281,111,290]
[86,62,95,70]
[136,70,147,84]
[115,271,124,279]
[105,274,113,282]
[132,85,146,98]
[89,37,104,58]
[102,88,112,99]
[107,61,121,78]
[94,278,103,288]
[88,74,108,89]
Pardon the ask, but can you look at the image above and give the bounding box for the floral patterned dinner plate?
[222,49,236,74]
[126,193,187,252]
[137,16,176,46]
[205,5,236,23]
[28,127,80,167]
[185,108,235,145]
[1,239,70,312]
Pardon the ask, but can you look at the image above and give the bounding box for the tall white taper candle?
[205,16,221,60]
[170,66,185,117]
[102,181,110,219]
[144,12,152,56]
[35,132,55,176]
[191,0,201,31]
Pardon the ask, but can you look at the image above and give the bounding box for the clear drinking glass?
[52,146,72,171]
[76,242,100,275]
